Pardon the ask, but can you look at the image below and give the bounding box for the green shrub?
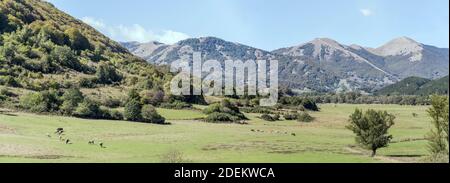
[273,114,281,120]
[101,97,122,108]
[96,62,122,84]
[60,88,84,115]
[279,96,319,111]
[301,99,319,111]
[141,105,166,124]
[0,87,14,97]
[159,101,192,109]
[50,45,83,71]
[260,114,276,121]
[78,77,97,88]
[0,87,11,104]
[297,112,314,122]
[137,78,153,90]
[19,90,60,113]
[64,28,91,50]
[283,113,298,120]
[0,75,20,87]
[205,112,241,123]
[203,100,247,122]
[108,109,123,120]
[124,99,142,121]
[74,99,102,118]
[240,106,274,114]
[140,90,165,106]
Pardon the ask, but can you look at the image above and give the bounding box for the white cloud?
[81,17,106,29]
[81,16,189,44]
[158,30,190,45]
[359,9,373,16]
[43,0,57,3]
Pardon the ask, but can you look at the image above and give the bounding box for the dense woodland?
[0,0,179,123]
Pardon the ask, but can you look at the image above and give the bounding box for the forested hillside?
[0,0,174,123]
[376,76,449,95]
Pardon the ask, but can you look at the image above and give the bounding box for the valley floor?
[0,104,431,163]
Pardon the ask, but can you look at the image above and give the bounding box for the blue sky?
[47,0,449,50]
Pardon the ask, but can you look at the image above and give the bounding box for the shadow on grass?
[0,111,17,116]
[385,154,423,158]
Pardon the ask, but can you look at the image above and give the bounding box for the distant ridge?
[121,36,449,93]
[375,76,449,95]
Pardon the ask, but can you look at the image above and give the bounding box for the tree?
[20,92,47,113]
[64,28,90,50]
[60,88,84,115]
[127,88,141,102]
[96,62,122,84]
[50,45,82,71]
[347,109,395,157]
[301,98,319,111]
[91,46,104,62]
[141,104,165,124]
[74,99,101,118]
[0,11,8,32]
[19,90,60,113]
[140,90,165,106]
[123,88,143,121]
[426,95,449,160]
[124,99,142,121]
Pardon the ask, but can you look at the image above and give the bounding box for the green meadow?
[0,104,432,163]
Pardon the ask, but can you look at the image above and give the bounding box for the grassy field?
[0,104,432,163]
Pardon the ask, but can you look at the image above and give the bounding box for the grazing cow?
[55,128,64,135]
[291,133,296,136]
[88,140,95,145]
[65,139,71,144]
[99,142,105,148]
[251,129,255,132]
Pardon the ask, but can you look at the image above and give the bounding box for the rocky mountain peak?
[374,37,424,61]
[309,38,344,48]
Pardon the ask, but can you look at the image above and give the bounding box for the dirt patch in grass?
[28,155,73,159]
[0,124,16,134]
[0,154,75,160]
[0,144,73,160]
[202,141,340,154]
[342,146,422,163]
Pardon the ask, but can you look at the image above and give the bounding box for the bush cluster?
[203,99,247,123]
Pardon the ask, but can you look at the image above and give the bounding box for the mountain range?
[121,37,449,93]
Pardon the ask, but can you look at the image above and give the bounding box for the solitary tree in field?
[426,95,449,161]
[347,109,395,157]
[123,88,142,122]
